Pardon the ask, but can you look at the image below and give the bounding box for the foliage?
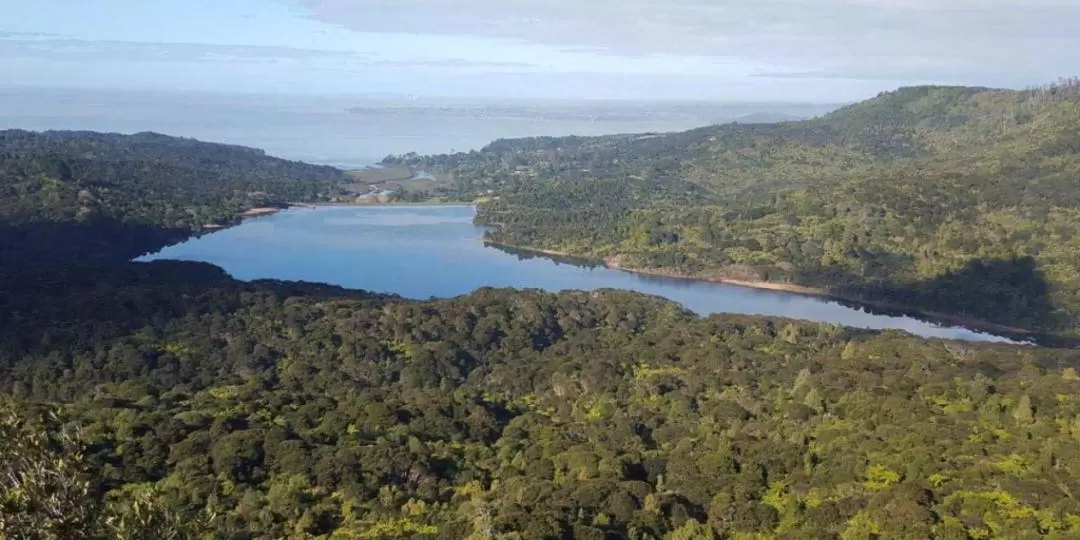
[0,406,98,538]
[5,273,1080,538]
[0,404,211,539]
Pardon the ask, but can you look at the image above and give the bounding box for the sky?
[1,0,1078,101]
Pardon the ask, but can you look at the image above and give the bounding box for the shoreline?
[494,242,1034,339]
[483,242,577,259]
[616,260,1033,338]
[610,257,1033,337]
[201,205,287,229]
[309,201,474,208]
[237,206,282,218]
[607,257,826,296]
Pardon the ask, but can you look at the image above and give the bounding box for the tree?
[0,406,212,540]
[0,407,100,539]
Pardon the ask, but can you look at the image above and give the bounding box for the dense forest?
[389,79,1080,338]
[7,272,1080,539]
[5,115,1080,538]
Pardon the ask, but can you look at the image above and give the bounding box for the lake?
[139,205,1017,343]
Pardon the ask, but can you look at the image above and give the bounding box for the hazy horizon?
[0,86,842,167]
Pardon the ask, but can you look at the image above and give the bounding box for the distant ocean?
[0,87,839,169]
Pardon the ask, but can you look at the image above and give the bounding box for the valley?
[4,82,1080,538]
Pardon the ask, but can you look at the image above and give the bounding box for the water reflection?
[489,243,605,269]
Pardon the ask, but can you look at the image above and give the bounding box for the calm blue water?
[139,205,1015,342]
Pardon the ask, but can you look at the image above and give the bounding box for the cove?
[139,205,1016,343]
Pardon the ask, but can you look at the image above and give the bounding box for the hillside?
[0,130,347,264]
[389,79,1080,337]
[5,130,1080,539]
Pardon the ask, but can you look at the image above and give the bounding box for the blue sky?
[2,0,1078,101]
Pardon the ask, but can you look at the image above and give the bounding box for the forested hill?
[0,130,346,264]
[388,79,1080,337]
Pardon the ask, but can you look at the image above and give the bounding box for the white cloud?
[295,0,1080,85]
[0,37,534,70]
